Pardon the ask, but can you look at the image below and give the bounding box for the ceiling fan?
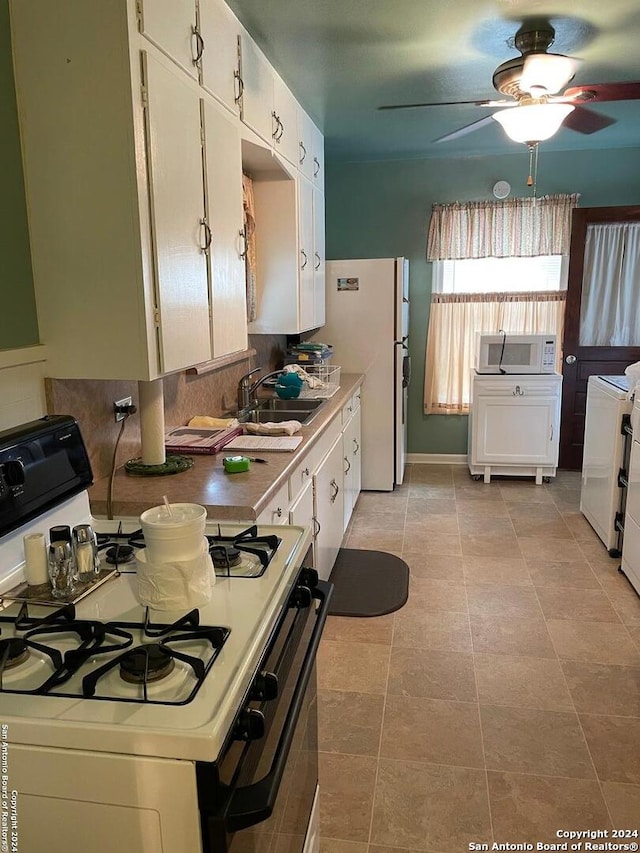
[378,19,640,145]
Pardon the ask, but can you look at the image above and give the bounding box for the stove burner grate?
[119,644,175,684]
[211,545,242,569]
[0,637,30,669]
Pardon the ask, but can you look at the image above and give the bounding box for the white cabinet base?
[467,462,558,485]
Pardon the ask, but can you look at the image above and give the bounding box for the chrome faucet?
[237,368,284,412]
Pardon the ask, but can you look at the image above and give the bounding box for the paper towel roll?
[138,378,166,465]
[23,532,49,586]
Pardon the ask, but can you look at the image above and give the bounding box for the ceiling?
[225,0,640,162]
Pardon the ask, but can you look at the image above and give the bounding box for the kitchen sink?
[239,397,327,426]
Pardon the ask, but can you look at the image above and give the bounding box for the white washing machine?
[621,394,640,595]
[580,375,633,555]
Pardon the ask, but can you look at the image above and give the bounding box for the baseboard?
[406,453,468,465]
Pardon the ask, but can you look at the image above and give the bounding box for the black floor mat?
[328,548,409,617]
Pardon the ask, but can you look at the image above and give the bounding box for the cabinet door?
[474,395,559,465]
[143,52,211,373]
[138,0,198,80]
[199,0,241,114]
[298,177,315,332]
[290,478,315,560]
[272,74,299,166]
[314,436,345,581]
[297,107,315,182]
[313,188,326,328]
[202,100,248,358]
[311,121,324,186]
[351,405,362,506]
[238,33,274,144]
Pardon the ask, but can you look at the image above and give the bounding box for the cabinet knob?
[200,219,212,252]
[512,385,525,397]
[302,467,310,477]
[313,517,321,537]
[275,507,283,518]
[353,439,359,454]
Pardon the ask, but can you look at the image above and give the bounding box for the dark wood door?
[559,205,640,469]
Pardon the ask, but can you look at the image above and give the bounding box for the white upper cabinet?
[298,177,315,332]
[143,53,212,373]
[198,0,241,115]
[297,107,315,181]
[272,74,299,167]
[202,99,248,358]
[137,0,198,80]
[237,33,275,145]
[313,187,326,328]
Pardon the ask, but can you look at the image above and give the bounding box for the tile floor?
[317,464,640,853]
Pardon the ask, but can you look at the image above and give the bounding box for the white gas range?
[0,416,329,853]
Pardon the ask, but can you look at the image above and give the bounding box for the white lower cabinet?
[313,435,345,582]
[289,479,315,565]
[468,373,562,483]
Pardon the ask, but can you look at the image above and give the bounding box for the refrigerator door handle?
[402,355,411,389]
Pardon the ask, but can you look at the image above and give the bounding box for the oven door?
[198,572,332,853]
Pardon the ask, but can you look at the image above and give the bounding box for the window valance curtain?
[426,194,580,260]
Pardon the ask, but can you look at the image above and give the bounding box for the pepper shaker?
[72,524,100,583]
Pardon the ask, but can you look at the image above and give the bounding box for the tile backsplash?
[45,335,286,481]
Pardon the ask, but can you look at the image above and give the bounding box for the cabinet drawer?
[342,391,361,426]
[474,377,561,397]
[256,481,290,525]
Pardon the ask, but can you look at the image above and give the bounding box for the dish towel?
[188,416,239,428]
[244,421,302,436]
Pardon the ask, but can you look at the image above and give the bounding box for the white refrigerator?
[313,258,410,491]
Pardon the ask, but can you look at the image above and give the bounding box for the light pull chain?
[526,142,539,197]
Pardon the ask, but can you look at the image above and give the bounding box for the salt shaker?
[48,541,76,599]
[72,524,100,583]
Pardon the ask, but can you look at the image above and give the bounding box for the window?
[424,195,578,416]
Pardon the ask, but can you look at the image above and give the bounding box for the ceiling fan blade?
[562,106,617,134]
[520,53,580,96]
[378,98,504,111]
[433,115,497,144]
[563,81,640,103]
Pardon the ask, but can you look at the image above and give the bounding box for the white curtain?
[580,222,640,346]
[424,292,566,414]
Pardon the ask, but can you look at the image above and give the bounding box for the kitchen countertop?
[89,373,364,521]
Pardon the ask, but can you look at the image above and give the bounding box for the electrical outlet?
[113,396,133,423]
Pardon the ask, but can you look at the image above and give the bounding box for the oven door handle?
[224,579,333,833]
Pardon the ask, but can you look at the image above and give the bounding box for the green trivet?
[124,454,194,476]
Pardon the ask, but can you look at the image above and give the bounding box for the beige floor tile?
[507,502,564,520]
[499,484,555,503]
[561,661,640,716]
[370,759,492,852]
[456,498,510,518]
[536,587,621,623]
[518,536,585,562]
[318,690,384,756]
[525,558,601,589]
[318,640,390,694]
[349,512,406,534]
[404,515,459,535]
[322,614,394,645]
[356,492,408,512]
[402,551,464,582]
[401,527,461,556]
[380,694,484,768]
[630,625,640,649]
[608,588,640,627]
[578,540,621,568]
[461,533,522,557]
[393,609,472,652]
[402,578,468,613]
[562,512,602,542]
[487,771,611,843]
[346,530,404,553]
[547,620,640,666]
[408,483,456,500]
[387,647,477,701]
[319,840,368,853]
[459,516,515,536]
[549,492,582,513]
[475,654,573,711]
[579,714,640,784]
[480,705,596,779]
[512,516,575,539]
[455,483,505,502]
[601,782,640,829]
[319,753,378,842]
[406,497,457,518]
[463,555,531,586]
[369,848,426,853]
[466,583,542,618]
[470,613,556,658]
[409,464,454,485]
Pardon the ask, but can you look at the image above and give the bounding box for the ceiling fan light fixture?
[493,103,575,143]
[520,53,579,96]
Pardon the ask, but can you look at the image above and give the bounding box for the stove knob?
[298,567,318,589]
[233,708,265,742]
[290,585,312,608]
[2,459,25,487]
[250,671,278,702]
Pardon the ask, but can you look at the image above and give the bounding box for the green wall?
[0,0,38,350]
[325,148,640,455]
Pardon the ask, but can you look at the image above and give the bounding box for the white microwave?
[475,333,557,374]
